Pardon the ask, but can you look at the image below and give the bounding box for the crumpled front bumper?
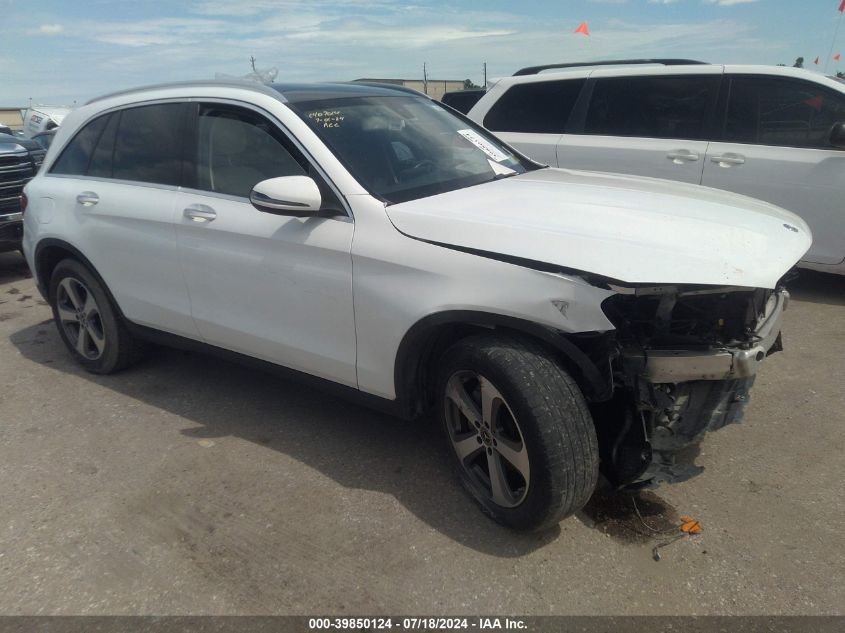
[623,288,789,384]
[610,288,790,487]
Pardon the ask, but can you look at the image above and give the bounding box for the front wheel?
[436,335,599,531]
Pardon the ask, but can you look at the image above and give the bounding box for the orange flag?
[814,56,820,65]
[575,21,590,36]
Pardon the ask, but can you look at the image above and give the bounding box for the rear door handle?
[76,192,99,206]
[666,150,700,164]
[183,204,217,222]
[711,153,746,167]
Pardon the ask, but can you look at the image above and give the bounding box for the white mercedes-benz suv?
[22,80,810,531]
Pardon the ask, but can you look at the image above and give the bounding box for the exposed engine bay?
[588,283,789,488]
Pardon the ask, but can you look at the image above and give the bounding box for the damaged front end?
[592,283,789,489]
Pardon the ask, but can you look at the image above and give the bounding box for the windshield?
[290,96,536,204]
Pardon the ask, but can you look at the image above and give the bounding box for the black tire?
[436,334,599,531]
[48,258,142,374]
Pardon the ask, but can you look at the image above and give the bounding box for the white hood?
[386,168,812,288]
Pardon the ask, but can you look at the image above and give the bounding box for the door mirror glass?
[830,122,845,149]
[250,176,322,216]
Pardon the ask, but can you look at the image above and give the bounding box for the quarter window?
[193,105,307,198]
[483,79,586,133]
[50,114,110,176]
[722,76,845,149]
[585,75,719,140]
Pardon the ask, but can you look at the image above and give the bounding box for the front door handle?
[76,192,99,206]
[183,204,217,222]
[711,153,746,167]
[666,150,700,164]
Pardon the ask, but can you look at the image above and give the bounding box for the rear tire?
[49,258,142,374]
[436,334,599,531]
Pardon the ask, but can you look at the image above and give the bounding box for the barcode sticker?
[457,129,510,162]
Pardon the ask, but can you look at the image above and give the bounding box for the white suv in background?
[468,60,845,274]
[23,80,809,531]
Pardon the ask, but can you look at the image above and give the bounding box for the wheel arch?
[34,239,126,318]
[394,310,614,419]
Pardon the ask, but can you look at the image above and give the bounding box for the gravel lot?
[1,250,843,615]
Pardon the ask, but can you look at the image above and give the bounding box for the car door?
[559,70,722,184]
[702,75,845,266]
[480,78,586,166]
[46,102,196,336]
[175,102,357,387]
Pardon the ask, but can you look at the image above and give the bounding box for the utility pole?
[483,62,487,88]
[423,62,428,95]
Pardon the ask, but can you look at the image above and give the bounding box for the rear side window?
[50,114,110,175]
[192,105,307,198]
[483,79,586,133]
[111,103,186,185]
[722,76,845,149]
[585,75,719,140]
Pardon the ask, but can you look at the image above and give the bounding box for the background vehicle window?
[483,80,585,133]
[50,114,110,175]
[195,106,306,198]
[585,75,719,140]
[723,77,845,149]
[112,103,185,185]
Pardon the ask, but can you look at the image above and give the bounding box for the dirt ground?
[1,250,843,615]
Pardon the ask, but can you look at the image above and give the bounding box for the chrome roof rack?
[513,59,708,76]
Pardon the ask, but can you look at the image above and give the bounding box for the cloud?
[35,23,64,35]
[649,0,681,4]
[4,0,772,103]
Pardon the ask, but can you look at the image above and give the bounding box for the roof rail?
[85,79,285,105]
[513,59,708,76]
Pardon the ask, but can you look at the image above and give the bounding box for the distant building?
[354,78,466,101]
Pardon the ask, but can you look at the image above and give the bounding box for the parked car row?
[21,78,810,530]
[0,131,45,253]
[458,60,845,275]
[0,106,67,252]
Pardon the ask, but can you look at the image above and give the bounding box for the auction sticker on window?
[457,129,510,162]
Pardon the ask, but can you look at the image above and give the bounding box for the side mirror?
[830,122,845,149]
[250,176,322,216]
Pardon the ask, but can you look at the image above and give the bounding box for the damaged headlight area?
[592,283,789,489]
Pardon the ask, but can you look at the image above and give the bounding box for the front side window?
[722,76,845,149]
[484,79,586,134]
[289,96,535,204]
[585,75,720,140]
[111,103,186,185]
[193,105,307,198]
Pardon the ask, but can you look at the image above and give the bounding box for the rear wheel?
[436,334,599,531]
[49,258,141,374]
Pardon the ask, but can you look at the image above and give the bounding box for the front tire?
[49,258,141,374]
[436,334,599,531]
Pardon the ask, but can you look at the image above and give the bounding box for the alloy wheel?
[56,277,106,360]
[444,370,530,508]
